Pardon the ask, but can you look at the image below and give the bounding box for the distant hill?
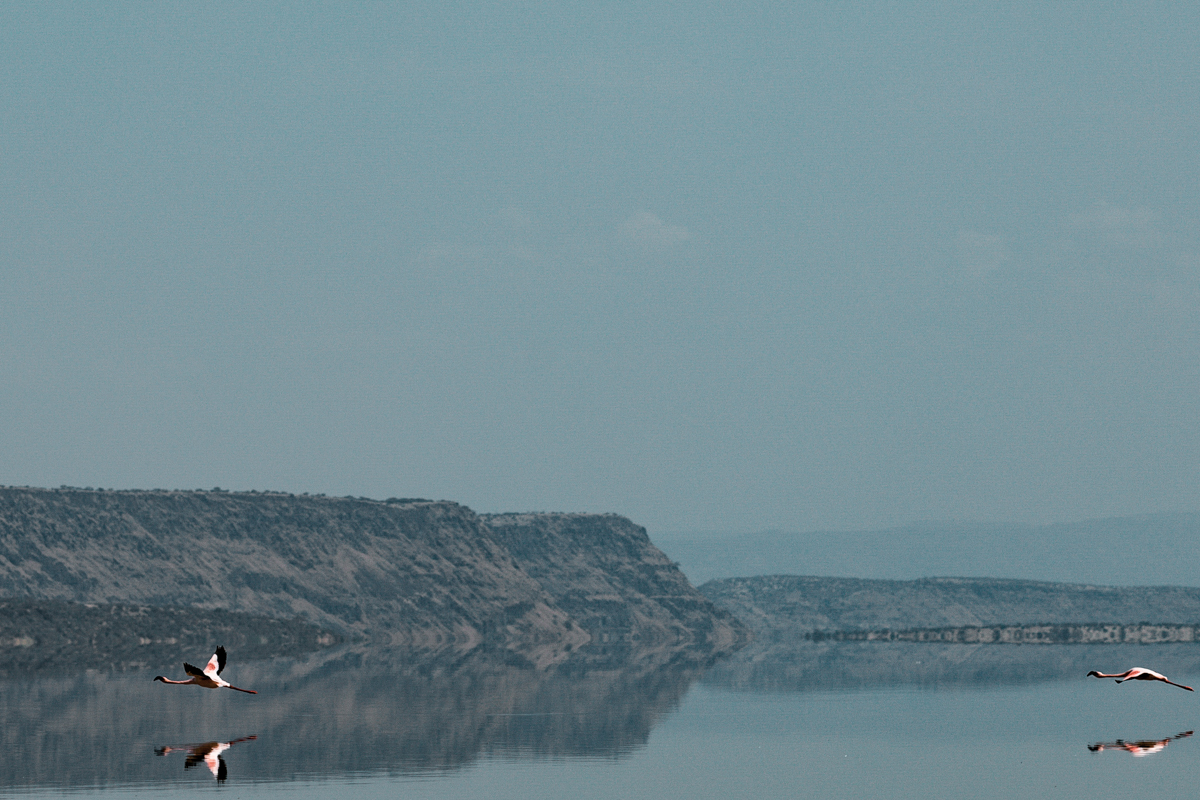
[0,487,742,660]
[700,575,1200,636]
[657,512,1200,586]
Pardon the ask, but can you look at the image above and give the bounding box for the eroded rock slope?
[0,487,740,656]
[485,513,744,650]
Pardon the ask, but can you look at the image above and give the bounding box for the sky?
[2,2,1198,535]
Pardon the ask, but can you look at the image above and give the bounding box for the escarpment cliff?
[484,513,744,651]
[0,488,741,658]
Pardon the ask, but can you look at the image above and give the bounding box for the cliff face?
[0,488,572,648]
[484,513,745,651]
[0,488,738,657]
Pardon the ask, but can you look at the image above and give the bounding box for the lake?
[5,641,1200,799]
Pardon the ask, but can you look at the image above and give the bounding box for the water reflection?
[703,639,1200,692]
[1088,731,1193,757]
[1,642,712,791]
[155,735,257,782]
[13,637,1200,793]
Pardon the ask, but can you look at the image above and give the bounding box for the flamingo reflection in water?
[1088,731,1193,757]
[155,735,257,782]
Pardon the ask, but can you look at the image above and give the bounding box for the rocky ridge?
[700,574,1200,637]
[485,513,743,651]
[0,487,741,662]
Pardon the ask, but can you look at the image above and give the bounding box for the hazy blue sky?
[2,2,1198,534]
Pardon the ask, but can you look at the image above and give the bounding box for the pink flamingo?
[1089,731,1192,757]
[154,646,257,694]
[1086,667,1194,691]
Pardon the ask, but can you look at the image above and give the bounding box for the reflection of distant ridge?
[813,623,1200,645]
[702,640,1200,692]
[156,735,256,783]
[1089,730,1192,757]
[2,641,711,791]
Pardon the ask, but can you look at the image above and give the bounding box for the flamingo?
[1086,667,1194,691]
[1088,730,1192,757]
[156,735,257,782]
[153,646,257,694]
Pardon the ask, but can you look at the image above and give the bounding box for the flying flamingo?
[1088,731,1193,757]
[1086,667,1194,691]
[156,735,257,782]
[154,646,257,694]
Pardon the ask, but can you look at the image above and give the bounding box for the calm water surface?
[6,643,1200,799]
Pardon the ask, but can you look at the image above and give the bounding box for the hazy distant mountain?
[656,512,1200,587]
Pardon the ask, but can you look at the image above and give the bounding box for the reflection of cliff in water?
[702,640,1200,692]
[1,642,710,791]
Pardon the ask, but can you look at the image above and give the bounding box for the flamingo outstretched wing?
[202,646,228,679]
[183,742,221,771]
[156,646,254,693]
[1087,668,1194,691]
[158,735,255,783]
[202,742,232,777]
